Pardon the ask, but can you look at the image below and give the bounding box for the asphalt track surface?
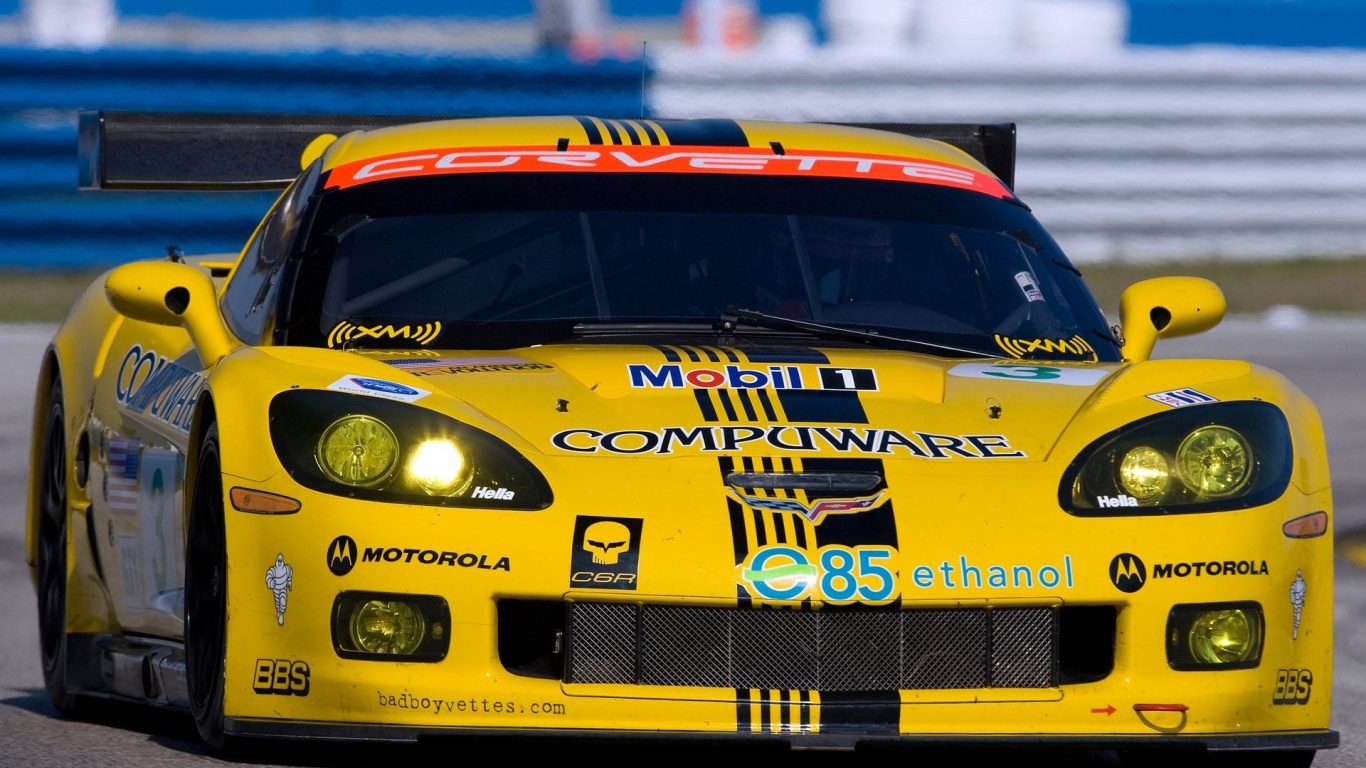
[0,316,1362,767]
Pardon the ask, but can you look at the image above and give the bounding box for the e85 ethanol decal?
[740,544,896,604]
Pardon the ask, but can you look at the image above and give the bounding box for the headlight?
[269,390,552,509]
[1061,401,1291,516]
[318,415,400,487]
[1166,602,1263,670]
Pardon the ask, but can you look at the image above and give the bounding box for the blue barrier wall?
[0,48,651,268]
[1127,0,1366,49]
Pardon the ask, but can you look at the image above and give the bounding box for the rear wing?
[79,111,1018,191]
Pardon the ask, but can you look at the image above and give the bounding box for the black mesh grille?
[565,604,1058,691]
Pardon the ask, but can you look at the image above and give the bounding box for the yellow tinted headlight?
[317,415,399,487]
[349,599,425,655]
[1176,426,1251,497]
[407,439,471,496]
[1188,608,1257,664]
[1118,445,1168,501]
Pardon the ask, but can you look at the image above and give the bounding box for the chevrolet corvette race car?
[27,111,1336,765]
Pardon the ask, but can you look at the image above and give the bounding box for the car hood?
[346,344,1130,463]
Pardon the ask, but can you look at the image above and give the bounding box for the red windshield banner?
[324,144,1013,198]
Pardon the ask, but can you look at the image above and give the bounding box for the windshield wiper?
[727,307,999,358]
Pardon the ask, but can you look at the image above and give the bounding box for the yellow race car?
[27,111,1336,765]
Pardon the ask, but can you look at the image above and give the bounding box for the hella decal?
[1097,494,1138,508]
[551,425,1023,457]
[327,375,430,403]
[470,486,515,500]
[737,492,884,523]
[629,363,876,391]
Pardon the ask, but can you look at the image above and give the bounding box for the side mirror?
[105,261,236,366]
[1118,276,1225,363]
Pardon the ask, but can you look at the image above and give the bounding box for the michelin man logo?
[265,554,293,626]
[1290,569,1307,639]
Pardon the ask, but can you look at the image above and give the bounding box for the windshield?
[280,172,1119,362]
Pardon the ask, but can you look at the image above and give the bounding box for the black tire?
[36,377,79,716]
[185,422,229,750]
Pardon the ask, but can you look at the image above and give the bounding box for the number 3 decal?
[948,363,1113,386]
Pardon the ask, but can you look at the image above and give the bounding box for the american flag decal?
[1146,388,1218,408]
[107,435,141,516]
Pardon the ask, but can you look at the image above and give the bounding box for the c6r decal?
[741,544,897,604]
[949,363,1112,387]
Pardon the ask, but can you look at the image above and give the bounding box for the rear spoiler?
[79,111,1018,191]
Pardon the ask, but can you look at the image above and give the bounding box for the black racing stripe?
[718,455,736,484]
[758,689,772,732]
[699,346,721,363]
[574,116,603,145]
[717,390,739,421]
[601,119,623,145]
[760,456,774,473]
[680,345,702,363]
[727,496,749,559]
[816,691,900,734]
[616,119,642,145]
[776,390,867,424]
[638,120,661,145]
[792,515,808,550]
[718,346,740,363]
[737,390,758,421]
[751,507,768,547]
[655,118,750,147]
[653,344,680,363]
[798,690,811,732]
[736,689,752,732]
[814,499,898,551]
[755,388,778,421]
[778,689,791,730]
[694,390,718,422]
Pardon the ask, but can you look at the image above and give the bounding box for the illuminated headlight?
[1167,602,1263,670]
[1061,401,1291,516]
[333,592,450,662]
[269,390,552,509]
[407,439,472,496]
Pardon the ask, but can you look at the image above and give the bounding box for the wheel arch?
[184,390,219,535]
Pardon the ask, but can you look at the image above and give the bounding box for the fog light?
[1189,608,1256,664]
[1118,445,1168,501]
[317,415,399,487]
[1176,426,1251,498]
[1166,602,1263,670]
[349,599,425,655]
[332,592,450,662]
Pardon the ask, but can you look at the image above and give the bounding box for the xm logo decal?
[1109,553,1146,593]
[327,321,443,348]
[993,334,1096,361]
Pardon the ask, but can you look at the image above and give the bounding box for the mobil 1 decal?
[569,516,644,591]
[725,455,899,608]
[645,345,870,425]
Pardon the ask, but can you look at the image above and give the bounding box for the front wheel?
[185,422,229,750]
[36,377,78,716]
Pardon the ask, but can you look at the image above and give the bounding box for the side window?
[220,159,321,344]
